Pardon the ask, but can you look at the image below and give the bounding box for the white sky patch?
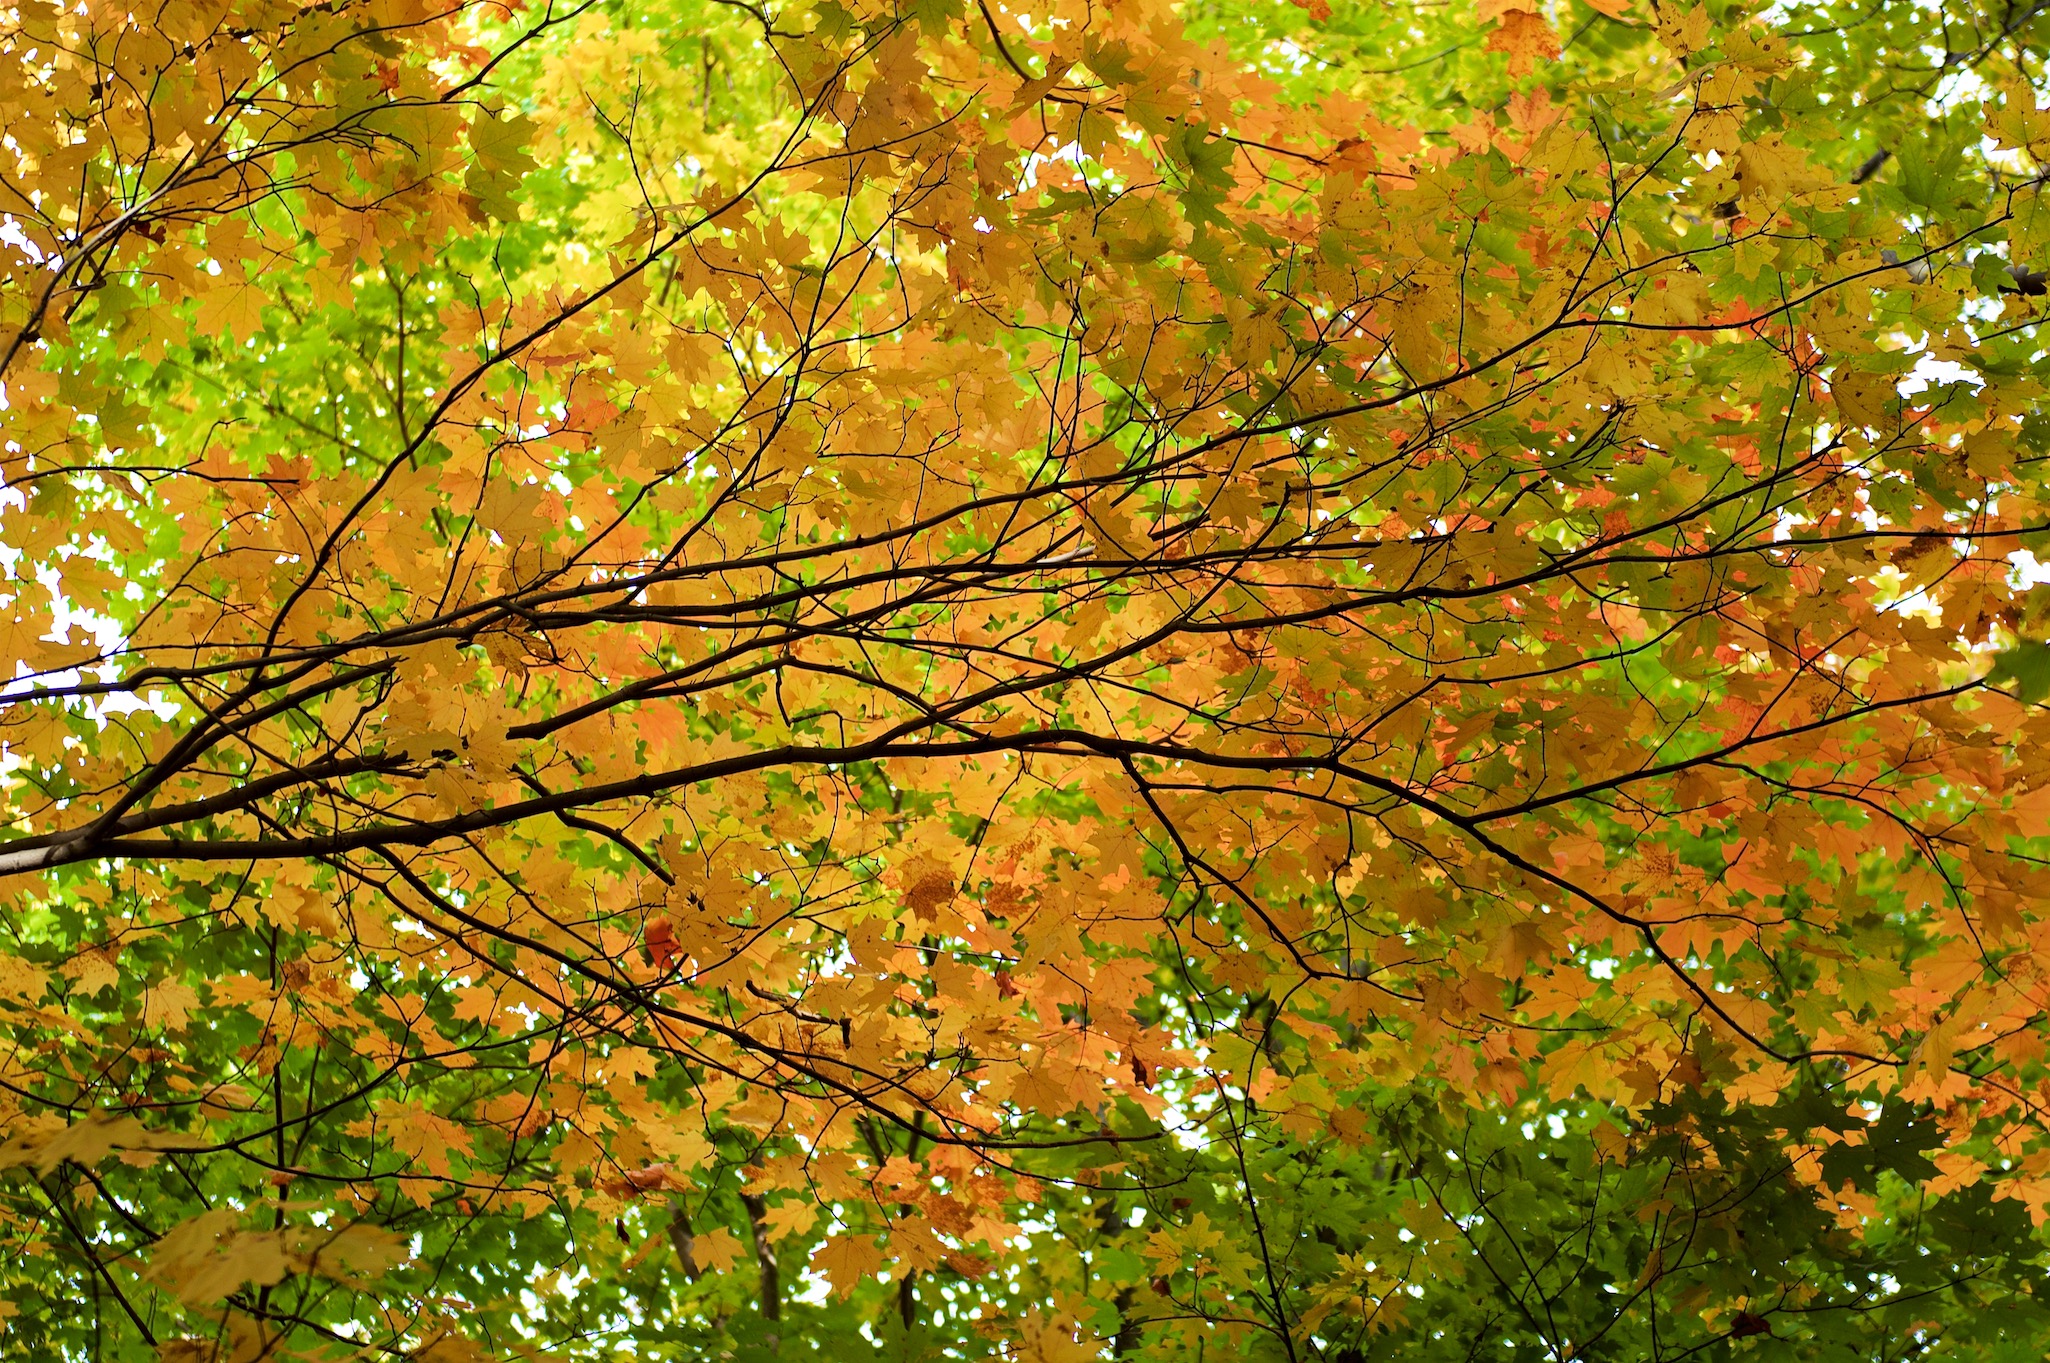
[2009,549,2050,588]
[0,215,47,263]
[1895,354,1982,400]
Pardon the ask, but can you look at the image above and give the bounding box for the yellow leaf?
[1485,7,1560,75]
[60,950,118,997]
[639,1118,715,1169]
[693,1227,746,1274]
[193,266,267,345]
[142,979,200,1032]
[142,1215,410,1305]
[762,1198,818,1242]
[810,1232,883,1298]
[0,953,49,1004]
[1656,3,1710,55]
[0,1112,182,1174]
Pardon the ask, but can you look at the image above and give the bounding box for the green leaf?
[1989,639,2050,704]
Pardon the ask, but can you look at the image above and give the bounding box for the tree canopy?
[6,0,2050,1355]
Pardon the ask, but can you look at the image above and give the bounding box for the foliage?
[5,0,2050,1355]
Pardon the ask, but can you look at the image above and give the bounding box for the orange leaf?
[1487,7,1561,75]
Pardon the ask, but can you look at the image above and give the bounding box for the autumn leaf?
[1486,5,1561,75]
[811,1232,884,1298]
[762,1198,819,1242]
[1656,2,1711,54]
[0,1113,183,1174]
[2,0,2048,1354]
[140,979,200,1033]
[193,268,267,345]
[692,1227,747,1274]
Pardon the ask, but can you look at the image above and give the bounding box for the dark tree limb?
[739,1192,781,1320]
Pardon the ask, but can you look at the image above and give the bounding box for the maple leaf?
[60,950,118,997]
[0,954,48,1005]
[693,1227,747,1274]
[1656,3,1712,54]
[193,270,267,345]
[762,1198,818,1242]
[1486,6,1561,75]
[640,1118,714,1168]
[811,1232,883,1298]
[0,1113,182,1174]
[141,980,200,1033]
[646,918,684,971]
[2,0,2048,1354]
